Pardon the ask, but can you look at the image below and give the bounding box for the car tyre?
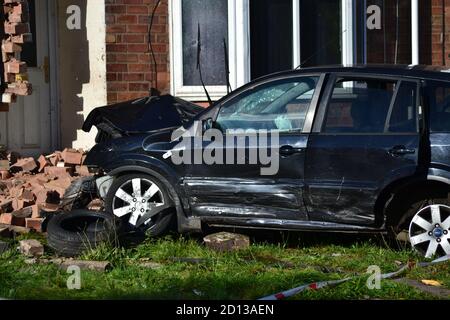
[47,210,119,257]
[105,173,175,237]
[387,187,450,257]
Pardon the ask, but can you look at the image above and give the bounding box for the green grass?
[0,232,448,300]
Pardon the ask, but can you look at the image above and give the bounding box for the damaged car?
[66,65,450,259]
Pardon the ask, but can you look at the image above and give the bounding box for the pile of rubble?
[0,147,92,236]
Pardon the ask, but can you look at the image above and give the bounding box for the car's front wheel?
[105,173,174,237]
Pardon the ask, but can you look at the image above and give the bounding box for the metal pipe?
[411,0,420,65]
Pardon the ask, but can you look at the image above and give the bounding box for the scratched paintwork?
[83,65,450,234]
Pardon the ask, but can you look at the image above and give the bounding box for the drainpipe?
[411,0,420,65]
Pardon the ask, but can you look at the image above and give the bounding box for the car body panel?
[82,65,450,233]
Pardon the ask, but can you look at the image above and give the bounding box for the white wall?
[57,0,107,150]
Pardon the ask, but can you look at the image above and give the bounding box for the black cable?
[148,0,162,94]
[197,24,213,107]
[223,38,231,94]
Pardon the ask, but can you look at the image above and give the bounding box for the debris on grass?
[421,279,443,287]
[0,148,94,236]
[18,239,44,257]
[203,232,250,252]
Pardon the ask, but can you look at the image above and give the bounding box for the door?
[0,0,52,157]
[305,75,421,226]
[182,74,323,221]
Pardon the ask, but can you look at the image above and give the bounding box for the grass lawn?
[0,230,449,300]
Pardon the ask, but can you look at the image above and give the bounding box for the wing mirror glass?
[202,118,213,132]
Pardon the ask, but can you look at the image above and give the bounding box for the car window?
[323,78,396,133]
[215,76,319,132]
[387,82,418,133]
[426,82,450,133]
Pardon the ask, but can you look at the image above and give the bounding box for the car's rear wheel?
[387,187,450,258]
[105,173,174,237]
[409,205,450,258]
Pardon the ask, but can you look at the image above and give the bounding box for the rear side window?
[323,78,417,134]
[387,82,418,133]
[426,82,450,133]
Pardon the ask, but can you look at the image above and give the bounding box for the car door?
[182,74,325,221]
[305,74,421,226]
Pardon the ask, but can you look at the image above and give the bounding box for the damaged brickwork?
[105,0,170,104]
[0,148,94,235]
[0,0,32,111]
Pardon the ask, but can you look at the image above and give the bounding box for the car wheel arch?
[106,165,199,233]
[376,176,450,228]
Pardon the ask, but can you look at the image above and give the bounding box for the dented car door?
[182,74,325,221]
[305,74,421,226]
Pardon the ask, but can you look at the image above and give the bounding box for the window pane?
[216,77,319,132]
[388,82,417,133]
[427,82,450,133]
[250,0,293,80]
[182,0,228,86]
[300,0,341,67]
[324,79,396,133]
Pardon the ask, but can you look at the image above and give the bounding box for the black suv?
[83,65,450,258]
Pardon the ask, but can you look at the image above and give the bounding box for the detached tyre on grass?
[47,210,119,257]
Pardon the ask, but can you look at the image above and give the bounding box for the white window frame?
[169,0,250,101]
[170,0,357,101]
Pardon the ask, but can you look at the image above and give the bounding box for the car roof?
[258,64,450,83]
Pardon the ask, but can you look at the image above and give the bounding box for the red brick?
[44,177,72,198]
[129,82,149,91]
[128,5,148,14]
[0,212,25,226]
[25,218,43,232]
[116,53,139,62]
[107,63,128,72]
[129,63,151,72]
[38,155,50,172]
[123,73,144,81]
[116,15,138,24]
[10,157,37,173]
[122,34,145,43]
[44,166,73,176]
[0,170,11,180]
[127,44,149,52]
[106,5,127,14]
[61,148,83,165]
[127,24,148,33]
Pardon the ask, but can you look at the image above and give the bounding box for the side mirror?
[202,118,213,132]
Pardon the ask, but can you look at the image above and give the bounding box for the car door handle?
[280,145,304,157]
[388,146,416,156]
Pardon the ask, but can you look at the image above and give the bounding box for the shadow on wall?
[57,0,90,148]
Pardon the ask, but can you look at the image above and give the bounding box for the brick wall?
[424,0,449,66]
[366,0,449,67]
[105,0,169,104]
[103,1,449,106]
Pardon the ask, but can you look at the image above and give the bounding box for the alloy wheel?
[112,178,166,227]
[409,205,450,258]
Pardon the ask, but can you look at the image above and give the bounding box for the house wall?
[57,0,107,150]
[105,0,170,104]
